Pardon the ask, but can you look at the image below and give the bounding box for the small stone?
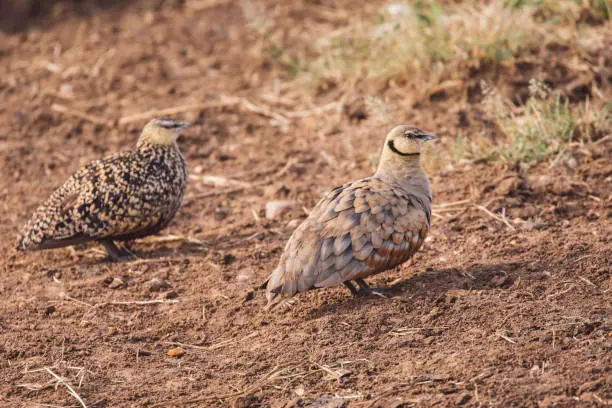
[519,205,537,219]
[529,175,552,194]
[44,305,56,316]
[165,291,179,299]
[236,272,251,282]
[586,210,600,221]
[566,155,578,170]
[144,11,155,24]
[264,184,290,198]
[222,254,236,265]
[108,277,125,289]
[551,178,573,195]
[495,176,518,196]
[335,368,351,379]
[265,201,294,219]
[457,393,472,405]
[148,278,170,292]
[421,307,442,323]
[167,347,185,357]
[59,84,74,98]
[214,207,228,221]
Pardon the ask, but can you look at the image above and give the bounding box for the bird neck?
[376,148,422,176]
[137,139,177,149]
[375,155,431,197]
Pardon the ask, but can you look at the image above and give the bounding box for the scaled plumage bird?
[266,125,436,306]
[17,118,189,261]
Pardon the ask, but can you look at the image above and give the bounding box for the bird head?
[383,125,436,158]
[138,118,191,147]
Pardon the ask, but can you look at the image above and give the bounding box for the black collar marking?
[388,140,420,157]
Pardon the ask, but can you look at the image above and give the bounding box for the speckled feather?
[18,135,187,252]
[266,125,434,305]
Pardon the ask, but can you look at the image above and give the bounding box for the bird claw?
[102,241,136,262]
[345,279,389,299]
[370,290,389,299]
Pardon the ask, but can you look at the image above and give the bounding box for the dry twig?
[498,333,517,344]
[44,367,88,408]
[474,204,516,231]
[164,332,258,352]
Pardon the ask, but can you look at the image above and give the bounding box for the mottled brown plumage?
[17,118,189,261]
[266,125,435,306]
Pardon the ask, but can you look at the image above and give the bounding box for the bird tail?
[264,266,285,310]
[16,230,34,251]
[16,237,26,251]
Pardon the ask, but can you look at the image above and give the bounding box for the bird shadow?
[48,241,207,268]
[306,260,538,319]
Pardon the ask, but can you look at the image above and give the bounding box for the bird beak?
[420,132,436,142]
[176,121,191,130]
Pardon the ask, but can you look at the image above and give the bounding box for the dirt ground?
[0,1,610,407]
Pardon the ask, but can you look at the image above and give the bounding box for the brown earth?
[0,1,610,407]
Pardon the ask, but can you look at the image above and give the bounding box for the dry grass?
[242,0,610,166]
[478,79,612,164]
[220,0,612,168]
[440,78,612,165]
[295,1,546,89]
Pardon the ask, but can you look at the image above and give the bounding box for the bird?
[266,125,436,307]
[17,118,190,261]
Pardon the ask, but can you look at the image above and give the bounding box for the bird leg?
[355,278,371,293]
[356,278,388,299]
[101,240,134,262]
[345,279,376,297]
[343,281,360,296]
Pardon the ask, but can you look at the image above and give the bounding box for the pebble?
[167,347,185,357]
[165,291,179,299]
[265,200,294,219]
[495,176,519,196]
[108,277,125,289]
[148,278,170,292]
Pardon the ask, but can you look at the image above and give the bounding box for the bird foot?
[102,241,136,262]
[369,290,389,299]
[344,279,389,298]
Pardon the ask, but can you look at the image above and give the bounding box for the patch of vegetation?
[242,1,610,167]
[465,79,612,164]
[297,1,544,88]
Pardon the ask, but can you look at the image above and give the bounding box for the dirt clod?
[167,347,185,358]
[148,278,170,292]
[108,277,125,289]
[265,200,295,219]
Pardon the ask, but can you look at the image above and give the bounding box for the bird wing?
[18,168,87,250]
[69,151,177,240]
[266,177,431,301]
[19,151,160,249]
